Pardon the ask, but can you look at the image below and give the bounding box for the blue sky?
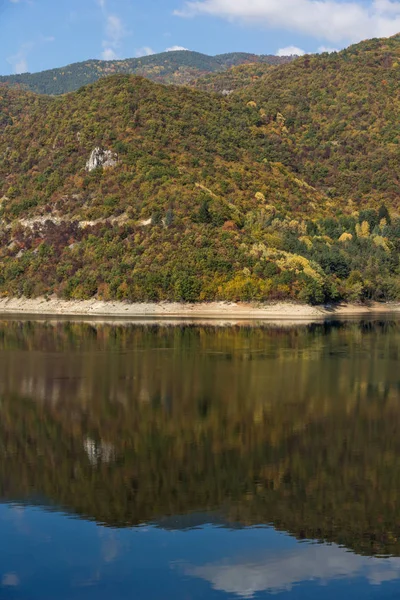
[1,0,400,75]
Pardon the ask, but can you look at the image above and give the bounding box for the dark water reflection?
[1,318,400,598]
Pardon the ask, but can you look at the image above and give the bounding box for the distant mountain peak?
[0,50,294,96]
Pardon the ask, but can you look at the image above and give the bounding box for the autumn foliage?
[0,35,399,304]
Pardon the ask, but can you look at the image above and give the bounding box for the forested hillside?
[236,35,400,204]
[0,50,292,95]
[192,62,276,93]
[0,35,399,304]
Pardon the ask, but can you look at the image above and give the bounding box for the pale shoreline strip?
[0,298,399,320]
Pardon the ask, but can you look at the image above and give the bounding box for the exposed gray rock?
[85,147,118,172]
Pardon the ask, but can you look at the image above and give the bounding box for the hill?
[0,50,293,95]
[192,62,276,93]
[0,35,400,304]
[235,35,400,206]
[0,76,339,304]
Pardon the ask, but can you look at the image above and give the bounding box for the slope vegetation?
[0,35,399,304]
[192,62,276,93]
[0,76,338,303]
[236,35,400,206]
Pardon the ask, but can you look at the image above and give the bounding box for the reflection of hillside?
[0,320,400,556]
[1,320,399,412]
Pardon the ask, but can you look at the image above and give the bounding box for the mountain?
[0,35,399,304]
[0,50,293,95]
[235,35,400,206]
[0,76,337,303]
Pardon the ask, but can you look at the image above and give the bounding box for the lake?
[1,317,400,599]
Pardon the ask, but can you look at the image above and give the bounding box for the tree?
[165,209,174,227]
[378,204,391,225]
[198,199,212,224]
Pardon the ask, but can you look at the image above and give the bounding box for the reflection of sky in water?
[187,544,400,597]
[1,503,400,599]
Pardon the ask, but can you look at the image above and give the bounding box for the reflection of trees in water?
[0,320,400,556]
[0,320,399,412]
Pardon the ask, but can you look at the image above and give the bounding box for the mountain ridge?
[0,50,294,95]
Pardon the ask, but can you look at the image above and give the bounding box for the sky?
[0,0,400,75]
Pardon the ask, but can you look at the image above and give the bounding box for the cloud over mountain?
[175,0,400,44]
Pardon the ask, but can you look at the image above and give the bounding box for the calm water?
[1,318,400,599]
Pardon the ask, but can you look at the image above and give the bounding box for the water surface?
[1,318,400,599]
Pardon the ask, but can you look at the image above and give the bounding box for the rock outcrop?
[85,147,118,172]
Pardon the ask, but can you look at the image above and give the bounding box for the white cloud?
[102,48,118,60]
[8,0,34,4]
[165,45,189,51]
[15,58,28,73]
[98,1,128,61]
[185,543,400,598]
[105,14,124,47]
[174,0,400,44]
[7,42,33,74]
[6,35,54,74]
[276,45,305,56]
[135,46,156,57]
